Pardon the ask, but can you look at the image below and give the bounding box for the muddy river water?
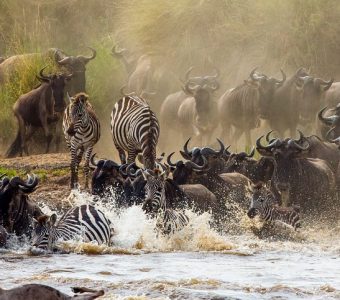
[0,191,339,299]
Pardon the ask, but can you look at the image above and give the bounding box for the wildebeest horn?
[77,47,97,63]
[127,163,142,177]
[187,155,209,172]
[183,138,193,157]
[256,135,279,150]
[200,138,225,156]
[167,152,182,167]
[295,130,305,144]
[37,66,50,82]
[66,92,73,103]
[314,78,334,91]
[9,174,38,191]
[184,82,200,94]
[182,66,194,83]
[250,67,262,81]
[209,67,220,78]
[247,147,255,158]
[288,139,310,151]
[265,130,275,143]
[57,56,72,65]
[120,85,135,96]
[119,163,129,176]
[275,69,286,85]
[111,44,127,55]
[317,106,338,126]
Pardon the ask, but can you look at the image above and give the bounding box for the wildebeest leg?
[42,117,52,154]
[54,118,62,152]
[16,114,26,156]
[23,125,34,156]
[83,147,93,189]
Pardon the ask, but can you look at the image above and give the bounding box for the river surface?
[0,191,339,299]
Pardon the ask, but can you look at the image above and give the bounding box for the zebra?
[110,95,160,169]
[32,204,113,250]
[63,93,100,189]
[142,169,189,235]
[247,183,301,230]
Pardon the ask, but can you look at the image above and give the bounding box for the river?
[0,191,339,299]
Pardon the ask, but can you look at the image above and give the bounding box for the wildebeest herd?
[0,46,340,255]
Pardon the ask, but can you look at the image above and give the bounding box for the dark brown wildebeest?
[0,285,104,300]
[56,47,96,96]
[0,48,96,96]
[256,135,336,215]
[298,75,333,133]
[318,104,340,140]
[223,148,274,184]
[6,68,72,158]
[0,174,42,240]
[218,68,286,146]
[268,68,308,137]
[291,131,340,173]
[177,69,220,145]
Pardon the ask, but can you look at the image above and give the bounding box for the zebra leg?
[115,145,127,164]
[83,147,93,189]
[70,146,83,189]
[127,149,137,164]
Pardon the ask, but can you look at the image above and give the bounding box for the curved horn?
[182,66,194,83]
[256,135,279,150]
[77,47,96,63]
[186,155,209,172]
[265,130,275,143]
[111,44,127,55]
[183,138,193,157]
[288,139,310,151]
[250,67,261,81]
[247,147,255,158]
[209,67,220,78]
[167,152,182,167]
[317,106,337,126]
[295,130,305,144]
[57,56,72,66]
[201,138,225,156]
[315,78,334,91]
[126,163,142,177]
[275,69,286,85]
[9,174,38,191]
[37,66,50,82]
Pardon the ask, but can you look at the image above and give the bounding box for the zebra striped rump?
[32,204,113,249]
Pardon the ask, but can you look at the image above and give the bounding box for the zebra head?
[32,214,57,249]
[69,93,91,127]
[142,168,169,216]
[247,182,276,219]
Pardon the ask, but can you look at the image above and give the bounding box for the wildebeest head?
[299,76,333,123]
[248,68,286,119]
[318,105,340,139]
[32,214,57,249]
[256,134,310,203]
[168,152,209,185]
[182,67,220,93]
[56,47,96,95]
[91,155,123,196]
[37,67,72,113]
[0,175,40,235]
[247,182,278,219]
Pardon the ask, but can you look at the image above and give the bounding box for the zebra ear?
[49,214,57,226]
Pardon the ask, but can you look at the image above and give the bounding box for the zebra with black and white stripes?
[63,93,100,189]
[142,169,189,235]
[110,95,160,169]
[247,183,301,230]
[32,204,113,250]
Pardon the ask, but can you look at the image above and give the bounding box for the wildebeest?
[0,174,42,239]
[223,148,274,184]
[268,68,308,136]
[111,44,137,75]
[256,135,336,214]
[6,68,72,158]
[318,104,340,140]
[0,48,96,95]
[324,81,340,107]
[298,75,333,132]
[0,284,104,300]
[177,69,220,145]
[218,68,286,146]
